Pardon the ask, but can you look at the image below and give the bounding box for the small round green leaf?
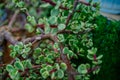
[49,16,57,24]
[38,55,44,61]
[40,68,46,73]
[46,65,53,71]
[27,16,36,26]
[42,71,49,79]
[87,48,97,55]
[57,34,65,42]
[14,61,24,71]
[25,60,32,68]
[34,48,41,54]
[56,69,64,79]
[6,64,14,72]
[58,24,66,31]
[51,9,59,16]
[60,62,67,71]
[78,64,87,74]
[87,49,94,55]
[16,1,24,8]
[53,42,59,49]
[9,70,19,79]
[63,47,69,54]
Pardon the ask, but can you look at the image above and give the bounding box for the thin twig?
[65,0,79,26]
[4,31,18,45]
[87,65,100,73]
[8,10,20,28]
[59,44,76,80]
[21,65,41,76]
[51,35,77,80]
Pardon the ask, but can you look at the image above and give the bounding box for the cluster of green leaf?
[9,42,32,58]
[0,0,108,80]
[6,58,32,80]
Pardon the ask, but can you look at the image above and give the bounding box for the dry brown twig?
[8,10,20,28]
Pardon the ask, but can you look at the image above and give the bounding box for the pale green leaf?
[49,16,57,24]
[78,64,87,74]
[96,55,103,60]
[25,23,34,33]
[58,24,66,31]
[51,9,59,16]
[57,69,64,79]
[60,62,67,71]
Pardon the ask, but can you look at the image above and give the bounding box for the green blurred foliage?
[93,15,120,80]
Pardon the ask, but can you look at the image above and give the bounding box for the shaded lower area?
[92,16,120,80]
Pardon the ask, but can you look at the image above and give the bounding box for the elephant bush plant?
[0,0,103,80]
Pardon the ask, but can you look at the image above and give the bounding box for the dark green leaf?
[63,47,69,54]
[34,48,41,54]
[26,60,32,68]
[14,61,24,71]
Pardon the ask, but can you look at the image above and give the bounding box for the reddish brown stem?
[37,24,58,29]
[65,0,79,26]
[87,65,100,73]
[93,54,97,61]
[59,45,76,80]
[21,65,41,76]
[49,69,57,74]
[54,31,78,80]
